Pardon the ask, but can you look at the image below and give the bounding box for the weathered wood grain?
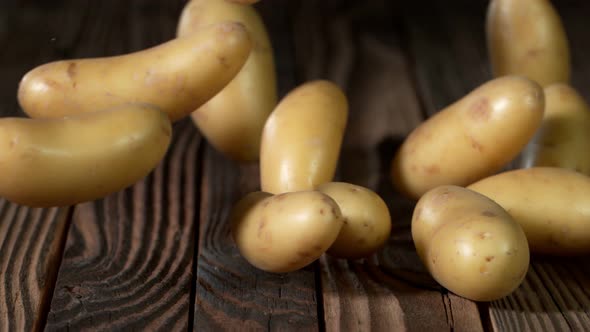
[292,0,483,330]
[192,2,321,330]
[0,206,70,332]
[405,1,590,331]
[0,2,81,331]
[46,119,200,331]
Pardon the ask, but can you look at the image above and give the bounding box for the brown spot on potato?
[349,188,359,193]
[44,79,61,89]
[481,211,496,217]
[485,256,495,262]
[331,208,337,216]
[413,207,422,221]
[343,218,349,225]
[478,232,492,239]
[313,244,323,251]
[362,222,369,228]
[257,218,267,238]
[470,98,490,121]
[275,194,287,201]
[480,265,490,275]
[526,47,544,58]
[67,62,77,87]
[433,189,453,205]
[217,55,230,68]
[424,164,440,174]
[469,136,484,152]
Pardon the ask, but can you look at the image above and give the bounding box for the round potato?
[231,190,343,273]
[520,84,590,175]
[177,0,277,161]
[19,22,252,122]
[413,186,529,302]
[0,105,171,207]
[260,80,348,194]
[317,182,391,259]
[468,167,590,255]
[391,76,544,200]
[487,0,570,86]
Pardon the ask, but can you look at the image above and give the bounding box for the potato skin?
[413,186,529,302]
[231,191,343,273]
[392,76,544,200]
[487,0,570,86]
[468,167,590,255]
[0,105,171,207]
[520,84,590,175]
[177,0,277,161]
[260,80,348,194]
[19,22,251,122]
[317,182,391,259]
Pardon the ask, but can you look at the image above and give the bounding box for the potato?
[228,0,260,4]
[177,0,277,161]
[413,186,529,302]
[468,167,590,255]
[0,105,171,207]
[520,84,590,175]
[231,190,343,273]
[18,22,252,122]
[317,182,391,259]
[487,0,570,86]
[260,80,348,194]
[391,76,544,200]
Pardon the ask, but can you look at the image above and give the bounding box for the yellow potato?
[468,167,590,255]
[177,0,277,161]
[231,190,343,273]
[0,105,171,207]
[18,22,252,122]
[392,76,544,200]
[317,182,391,259]
[260,80,348,194]
[413,186,529,302]
[520,84,590,175]
[487,0,570,86]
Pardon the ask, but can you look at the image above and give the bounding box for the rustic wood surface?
[0,0,589,331]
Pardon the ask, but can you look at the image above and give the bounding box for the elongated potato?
[520,84,590,175]
[487,0,570,86]
[392,76,544,200]
[231,191,343,273]
[0,105,171,207]
[177,0,277,161]
[18,22,251,122]
[468,167,590,255]
[413,186,529,302]
[260,80,348,194]
[317,182,391,259]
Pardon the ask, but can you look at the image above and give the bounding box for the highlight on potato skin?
[177,0,277,161]
[391,76,545,200]
[260,80,348,194]
[0,105,171,207]
[468,167,590,255]
[231,190,344,273]
[412,185,530,302]
[18,22,252,122]
[486,0,570,86]
[520,83,590,175]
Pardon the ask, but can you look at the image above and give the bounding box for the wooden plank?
[39,0,196,329]
[192,2,320,330]
[46,119,200,331]
[0,2,82,330]
[0,206,70,332]
[291,0,483,330]
[405,1,590,331]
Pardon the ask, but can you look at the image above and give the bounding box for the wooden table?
[1,0,589,330]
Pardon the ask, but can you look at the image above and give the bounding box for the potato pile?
[392,0,590,301]
[3,0,589,303]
